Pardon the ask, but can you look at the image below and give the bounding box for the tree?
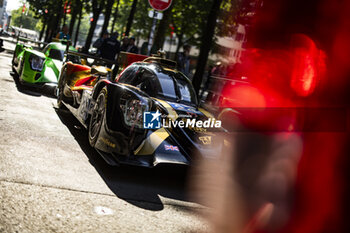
[73,0,85,46]
[39,19,47,40]
[216,0,244,38]
[100,0,114,36]
[28,0,65,41]
[125,0,138,36]
[152,3,174,51]
[130,0,153,39]
[192,0,224,96]
[83,0,105,52]
[170,0,213,53]
[68,0,82,37]
[110,0,120,33]
[11,7,39,30]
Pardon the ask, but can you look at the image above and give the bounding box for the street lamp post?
[147,12,158,55]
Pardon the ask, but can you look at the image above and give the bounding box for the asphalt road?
[0,39,209,233]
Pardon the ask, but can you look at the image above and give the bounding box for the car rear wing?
[65,50,117,66]
[143,57,177,69]
[16,36,48,48]
[117,52,149,69]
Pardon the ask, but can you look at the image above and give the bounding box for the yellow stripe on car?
[154,98,179,121]
[134,128,169,155]
[134,99,179,156]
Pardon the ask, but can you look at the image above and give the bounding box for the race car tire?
[57,67,68,109]
[88,88,107,147]
[11,49,18,67]
[18,59,24,79]
[11,53,17,73]
[57,87,66,109]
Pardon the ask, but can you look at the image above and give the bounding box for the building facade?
[0,0,7,28]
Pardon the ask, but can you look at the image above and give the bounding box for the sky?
[6,0,23,12]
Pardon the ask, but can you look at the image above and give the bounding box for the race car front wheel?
[57,86,65,109]
[57,67,68,109]
[88,89,107,147]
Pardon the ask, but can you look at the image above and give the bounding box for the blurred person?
[188,0,350,233]
[56,24,70,40]
[120,36,129,52]
[189,133,303,233]
[126,36,138,54]
[99,31,121,81]
[99,31,121,65]
[93,31,109,55]
[177,44,191,76]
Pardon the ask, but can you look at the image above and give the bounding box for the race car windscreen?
[48,49,64,61]
[176,74,198,104]
[118,66,197,105]
[151,71,198,106]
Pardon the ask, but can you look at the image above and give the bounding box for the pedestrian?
[99,31,121,63]
[93,31,109,55]
[56,24,70,40]
[120,36,129,52]
[126,36,138,54]
[177,44,191,76]
[98,32,121,80]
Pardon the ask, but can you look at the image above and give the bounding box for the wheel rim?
[89,94,105,140]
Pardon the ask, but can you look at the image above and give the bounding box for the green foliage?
[11,7,39,30]
[27,0,60,20]
[217,0,245,37]
[129,0,153,38]
[108,0,134,35]
[24,0,241,50]
[74,12,91,46]
[111,0,216,48]
[170,0,213,47]
[35,20,44,32]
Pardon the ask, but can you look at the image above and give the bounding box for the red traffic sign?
[148,0,172,11]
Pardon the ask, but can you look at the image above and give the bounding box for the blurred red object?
[202,0,350,233]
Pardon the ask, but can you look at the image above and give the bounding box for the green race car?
[12,40,79,95]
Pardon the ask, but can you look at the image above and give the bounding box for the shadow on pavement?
[1,49,14,55]
[10,71,57,98]
[55,108,192,211]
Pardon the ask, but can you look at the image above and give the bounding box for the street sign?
[148,10,163,20]
[148,0,173,11]
[147,0,172,55]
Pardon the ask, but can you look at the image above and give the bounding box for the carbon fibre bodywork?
[58,58,224,167]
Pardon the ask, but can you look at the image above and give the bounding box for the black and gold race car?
[57,53,224,167]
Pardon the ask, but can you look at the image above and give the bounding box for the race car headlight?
[29,54,44,72]
[123,97,149,128]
